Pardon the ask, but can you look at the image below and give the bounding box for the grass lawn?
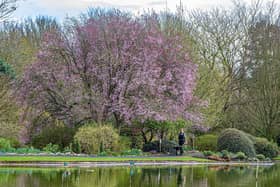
[274,156,280,160]
[0,155,209,163]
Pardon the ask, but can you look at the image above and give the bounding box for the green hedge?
[143,140,177,154]
[254,138,278,158]
[217,128,256,157]
[196,134,218,151]
[0,138,11,152]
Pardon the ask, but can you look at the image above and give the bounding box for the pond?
[0,163,279,187]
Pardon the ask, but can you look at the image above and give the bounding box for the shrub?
[0,138,11,152]
[121,149,142,156]
[244,132,256,142]
[183,145,192,151]
[97,151,108,156]
[63,145,72,153]
[116,136,131,152]
[142,142,158,152]
[142,140,177,154]
[9,139,21,148]
[195,134,218,151]
[203,150,215,157]
[31,123,75,151]
[256,154,265,161]
[72,141,81,154]
[43,143,60,153]
[160,140,177,154]
[220,150,230,159]
[15,147,41,154]
[74,125,119,154]
[217,128,256,157]
[234,152,247,160]
[254,138,278,158]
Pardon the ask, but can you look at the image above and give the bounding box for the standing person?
[178,128,185,155]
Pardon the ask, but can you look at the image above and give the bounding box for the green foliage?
[116,136,131,152]
[195,134,218,151]
[254,138,278,158]
[142,140,177,154]
[217,128,256,157]
[0,59,15,78]
[234,152,247,160]
[142,142,158,152]
[0,122,22,143]
[159,140,178,154]
[130,136,143,149]
[63,145,72,153]
[0,138,11,151]
[183,145,192,151]
[220,150,230,159]
[43,143,59,153]
[0,140,41,154]
[203,150,214,157]
[14,147,41,154]
[97,151,108,157]
[8,138,21,148]
[256,154,266,161]
[121,149,142,156]
[276,135,280,147]
[120,125,143,149]
[30,118,75,150]
[72,141,81,154]
[74,124,120,154]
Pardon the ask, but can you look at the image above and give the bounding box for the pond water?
[0,163,279,187]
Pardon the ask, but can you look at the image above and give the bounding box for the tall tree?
[0,59,17,122]
[18,10,198,128]
[236,15,280,140]
[0,0,18,22]
[187,0,263,128]
[0,16,60,74]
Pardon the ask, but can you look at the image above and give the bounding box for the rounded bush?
[254,138,278,158]
[196,134,218,151]
[217,128,256,157]
[74,125,119,154]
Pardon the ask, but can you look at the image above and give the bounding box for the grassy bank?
[274,156,280,160]
[0,155,209,163]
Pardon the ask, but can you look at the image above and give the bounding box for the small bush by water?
[254,138,278,158]
[217,128,256,157]
[196,134,218,151]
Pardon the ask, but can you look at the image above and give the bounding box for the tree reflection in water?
[0,164,279,187]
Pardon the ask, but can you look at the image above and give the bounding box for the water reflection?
[0,164,279,187]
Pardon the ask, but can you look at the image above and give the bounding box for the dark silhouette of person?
[178,128,185,155]
[177,167,183,186]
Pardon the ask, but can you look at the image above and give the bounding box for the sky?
[12,0,278,21]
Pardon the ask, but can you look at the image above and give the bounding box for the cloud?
[14,0,278,21]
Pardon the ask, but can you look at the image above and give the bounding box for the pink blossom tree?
[18,12,198,127]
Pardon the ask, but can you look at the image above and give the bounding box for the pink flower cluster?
[18,13,198,126]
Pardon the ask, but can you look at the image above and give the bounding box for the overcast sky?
[12,0,278,21]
